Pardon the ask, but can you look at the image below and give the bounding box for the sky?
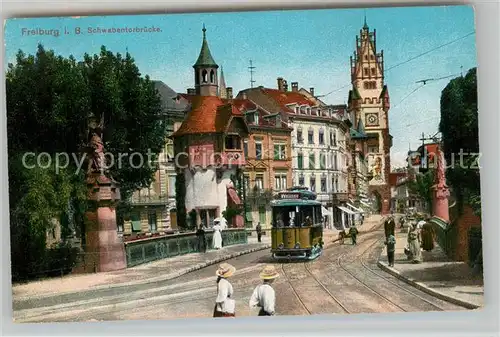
[4,5,477,169]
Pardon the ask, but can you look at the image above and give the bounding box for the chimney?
[283,80,288,92]
[291,82,298,92]
[187,88,196,95]
[277,77,284,91]
[226,87,233,100]
[310,87,315,97]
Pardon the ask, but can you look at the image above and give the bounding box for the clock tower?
[348,17,392,214]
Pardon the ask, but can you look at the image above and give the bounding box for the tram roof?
[271,199,322,207]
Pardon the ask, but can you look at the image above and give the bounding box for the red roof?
[261,88,316,113]
[172,96,244,137]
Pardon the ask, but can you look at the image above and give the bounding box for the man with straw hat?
[249,265,279,316]
[213,263,236,317]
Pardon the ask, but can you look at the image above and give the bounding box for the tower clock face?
[366,113,379,126]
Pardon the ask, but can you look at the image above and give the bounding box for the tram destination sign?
[280,192,300,199]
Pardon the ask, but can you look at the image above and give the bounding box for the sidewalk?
[377,230,484,309]
[12,237,271,301]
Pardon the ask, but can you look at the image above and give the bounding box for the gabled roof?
[193,26,218,68]
[153,81,190,112]
[172,96,245,137]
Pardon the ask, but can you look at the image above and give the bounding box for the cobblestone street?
[13,223,470,323]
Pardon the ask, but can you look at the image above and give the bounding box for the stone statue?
[86,113,107,175]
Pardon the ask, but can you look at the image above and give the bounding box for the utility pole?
[248,60,256,88]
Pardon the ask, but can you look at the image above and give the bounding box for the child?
[249,265,279,316]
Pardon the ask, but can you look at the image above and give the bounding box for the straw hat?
[259,265,279,280]
[216,263,236,278]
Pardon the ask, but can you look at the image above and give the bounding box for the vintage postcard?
[5,5,482,323]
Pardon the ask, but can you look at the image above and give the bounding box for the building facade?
[122,81,190,237]
[347,19,392,215]
[172,26,249,229]
[237,80,352,228]
[231,98,293,229]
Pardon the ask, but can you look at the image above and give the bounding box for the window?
[297,129,303,143]
[148,211,157,233]
[321,177,327,192]
[166,143,174,162]
[202,70,208,83]
[210,69,215,83]
[117,215,124,233]
[275,172,287,190]
[319,130,324,145]
[254,113,259,125]
[255,175,264,190]
[333,154,338,170]
[371,68,376,75]
[295,107,299,114]
[333,131,337,146]
[332,178,336,193]
[225,135,241,150]
[319,153,326,169]
[335,177,339,192]
[275,115,281,127]
[298,176,304,186]
[308,130,314,144]
[364,68,369,76]
[274,142,286,160]
[364,55,368,60]
[131,213,141,232]
[370,55,375,60]
[307,108,311,114]
[309,153,315,170]
[255,142,263,160]
[243,140,248,157]
[297,153,304,169]
[329,132,333,146]
[368,146,378,153]
[168,175,176,197]
[259,206,266,224]
[310,176,316,192]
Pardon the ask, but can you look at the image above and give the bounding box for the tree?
[407,168,434,214]
[7,44,167,280]
[439,68,480,216]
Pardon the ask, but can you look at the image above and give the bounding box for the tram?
[270,187,324,260]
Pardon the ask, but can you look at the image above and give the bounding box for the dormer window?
[295,107,299,114]
[225,134,241,150]
[307,107,311,114]
[254,113,259,125]
[275,115,282,127]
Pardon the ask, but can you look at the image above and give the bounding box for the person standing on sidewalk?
[249,265,279,316]
[196,225,207,253]
[256,222,262,243]
[349,224,359,245]
[384,233,396,267]
[213,263,236,318]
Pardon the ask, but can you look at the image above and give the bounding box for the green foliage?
[407,169,434,214]
[222,206,242,227]
[7,44,167,280]
[175,172,187,229]
[439,68,481,217]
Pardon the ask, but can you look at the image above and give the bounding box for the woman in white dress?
[213,263,236,317]
[212,221,223,249]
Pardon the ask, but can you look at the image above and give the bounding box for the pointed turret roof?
[357,117,365,134]
[219,65,227,98]
[363,13,369,30]
[193,25,218,68]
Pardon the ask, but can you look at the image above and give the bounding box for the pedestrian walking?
[384,233,396,267]
[249,265,279,316]
[348,224,358,245]
[213,263,236,318]
[212,221,223,250]
[256,222,262,243]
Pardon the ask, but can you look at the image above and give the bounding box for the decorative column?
[83,113,126,272]
[431,146,450,222]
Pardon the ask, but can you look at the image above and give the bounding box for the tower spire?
[363,10,368,29]
[219,65,227,98]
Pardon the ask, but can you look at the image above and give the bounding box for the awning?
[347,203,364,213]
[337,206,356,215]
[321,206,332,216]
[227,188,242,205]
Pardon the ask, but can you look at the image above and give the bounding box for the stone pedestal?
[84,174,126,272]
[431,184,450,222]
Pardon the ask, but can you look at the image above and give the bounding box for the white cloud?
[390,150,408,170]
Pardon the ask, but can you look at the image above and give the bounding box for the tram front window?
[272,205,315,227]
